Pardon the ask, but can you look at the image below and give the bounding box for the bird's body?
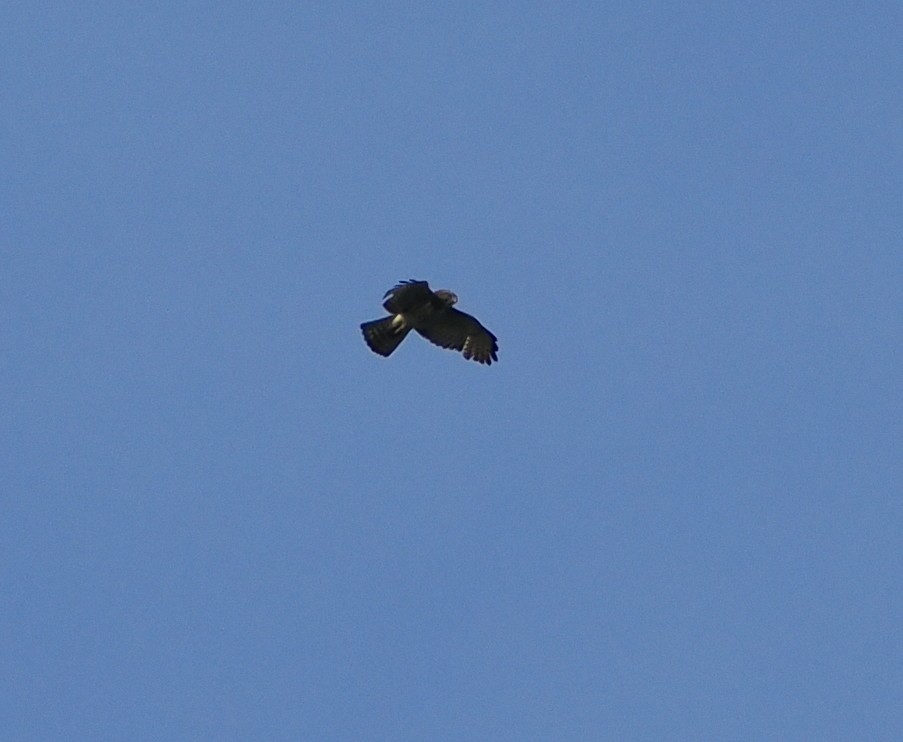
[361,279,498,365]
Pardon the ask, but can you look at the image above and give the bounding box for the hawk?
[361,279,499,365]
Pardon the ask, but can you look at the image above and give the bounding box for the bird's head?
[435,289,458,306]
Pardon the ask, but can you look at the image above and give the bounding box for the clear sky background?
[3,3,901,740]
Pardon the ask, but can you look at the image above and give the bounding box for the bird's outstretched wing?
[416,307,499,365]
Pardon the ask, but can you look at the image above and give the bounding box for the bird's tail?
[360,317,410,357]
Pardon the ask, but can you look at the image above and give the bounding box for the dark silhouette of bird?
[361,280,498,365]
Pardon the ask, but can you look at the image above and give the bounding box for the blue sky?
[3,3,901,739]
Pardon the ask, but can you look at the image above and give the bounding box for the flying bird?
[361,279,498,365]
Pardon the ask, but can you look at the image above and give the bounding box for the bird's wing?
[416,307,499,365]
[382,279,433,313]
